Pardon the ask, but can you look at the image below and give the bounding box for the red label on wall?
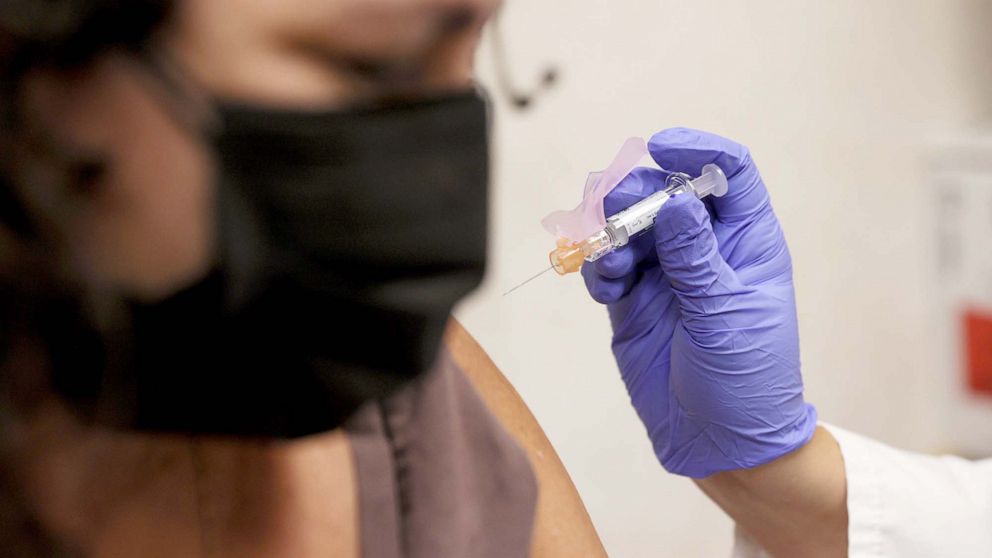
[965,309,992,397]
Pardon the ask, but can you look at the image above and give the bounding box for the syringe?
[548,164,729,275]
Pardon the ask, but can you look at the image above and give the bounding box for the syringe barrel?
[603,164,729,250]
[604,190,672,248]
[565,164,730,268]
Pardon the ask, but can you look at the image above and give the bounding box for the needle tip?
[502,265,553,297]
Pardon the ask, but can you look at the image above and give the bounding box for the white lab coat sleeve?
[731,422,992,558]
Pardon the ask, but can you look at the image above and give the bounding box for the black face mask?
[47,90,491,437]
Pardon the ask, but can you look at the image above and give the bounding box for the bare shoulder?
[444,319,607,558]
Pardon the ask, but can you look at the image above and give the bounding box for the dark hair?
[0,7,176,552]
[0,0,173,237]
[0,0,171,70]
[0,1,173,401]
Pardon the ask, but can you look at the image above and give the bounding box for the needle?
[503,265,554,297]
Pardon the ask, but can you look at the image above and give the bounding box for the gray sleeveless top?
[346,348,538,557]
[0,348,537,557]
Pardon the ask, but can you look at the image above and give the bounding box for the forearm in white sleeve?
[733,423,992,558]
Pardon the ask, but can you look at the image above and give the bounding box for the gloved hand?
[582,128,816,478]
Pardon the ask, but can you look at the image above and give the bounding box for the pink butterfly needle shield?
[540,137,648,242]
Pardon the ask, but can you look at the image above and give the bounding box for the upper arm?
[444,319,607,558]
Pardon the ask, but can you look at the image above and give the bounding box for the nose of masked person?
[174,0,501,107]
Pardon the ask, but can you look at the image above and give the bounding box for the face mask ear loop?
[127,45,221,139]
[125,48,264,315]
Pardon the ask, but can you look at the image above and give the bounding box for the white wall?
[457,2,992,556]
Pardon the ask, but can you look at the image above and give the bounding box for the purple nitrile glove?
[582,128,816,478]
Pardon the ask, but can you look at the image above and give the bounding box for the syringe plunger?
[689,164,729,198]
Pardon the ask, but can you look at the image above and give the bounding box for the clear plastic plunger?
[549,164,728,275]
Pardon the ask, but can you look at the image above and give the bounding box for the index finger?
[648,127,769,225]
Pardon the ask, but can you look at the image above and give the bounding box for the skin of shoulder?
[444,319,608,558]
